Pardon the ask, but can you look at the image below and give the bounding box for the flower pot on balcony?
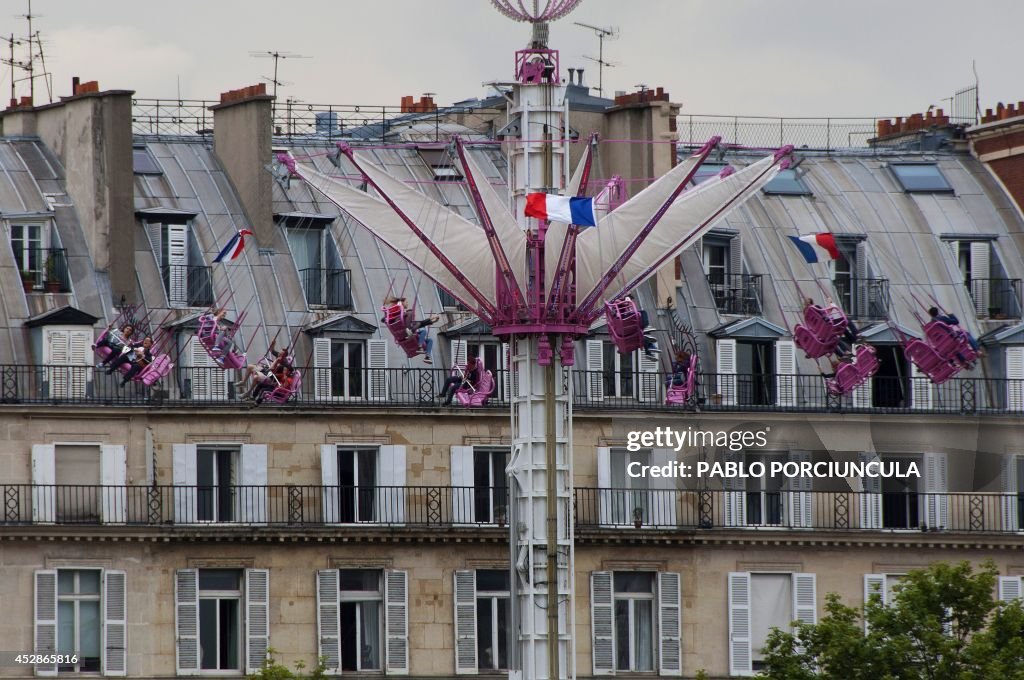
[710,393,722,405]
[496,508,507,528]
[21,275,34,293]
[45,280,61,293]
[633,507,643,529]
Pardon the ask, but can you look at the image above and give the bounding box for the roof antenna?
[574,22,618,97]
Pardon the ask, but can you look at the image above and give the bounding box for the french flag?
[213,229,254,263]
[524,193,597,227]
[788,233,840,263]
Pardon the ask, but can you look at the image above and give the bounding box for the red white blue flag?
[788,233,840,263]
[213,229,254,263]
[524,193,597,227]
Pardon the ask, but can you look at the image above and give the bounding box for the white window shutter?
[240,444,268,524]
[320,444,339,524]
[775,340,797,407]
[189,337,225,401]
[649,449,678,527]
[31,444,56,523]
[35,569,58,676]
[590,571,615,675]
[175,569,200,675]
[378,445,406,524]
[597,447,612,526]
[970,241,990,315]
[729,234,743,277]
[385,570,409,675]
[172,444,197,524]
[863,573,886,633]
[728,572,753,676]
[452,339,468,367]
[501,342,511,403]
[316,569,341,675]
[453,570,478,674]
[103,569,128,677]
[245,569,270,673]
[586,339,604,402]
[100,444,127,524]
[792,573,817,627]
[166,224,189,307]
[450,446,476,524]
[851,344,872,408]
[858,452,882,529]
[658,572,682,676]
[1007,347,1024,411]
[922,452,948,529]
[788,451,813,528]
[638,349,660,403]
[1000,455,1019,532]
[722,451,746,528]
[910,361,932,410]
[368,338,389,402]
[312,337,333,401]
[70,330,92,397]
[46,329,70,399]
[999,576,1023,602]
[716,339,737,406]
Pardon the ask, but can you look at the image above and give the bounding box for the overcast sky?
[6,0,1021,118]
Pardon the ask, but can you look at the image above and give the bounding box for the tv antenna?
[574,21,618,97]
[248,50,310,100]
[4,0,53,104]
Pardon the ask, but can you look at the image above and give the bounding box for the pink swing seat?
[803,303,848,340]
[923,320,978,367]
[794,324,840,359]
[454,359,495,407]
[665,357,699,405]
[382,304,424,359]
[604,298,645,354]
[903,339,959,385]
[259,370,302,405]
[197,313,247,370]
[827,345,879,395]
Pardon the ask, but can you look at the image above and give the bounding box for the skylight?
[889,163,953,193]
[132,146,163,175]
[691,162,728,186]
[762,168,812,196]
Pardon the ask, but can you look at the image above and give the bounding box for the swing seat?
[93,329,129,365]
[261,370,302,405]
[604,299,645,354]
[794,324,840,359]
[665,360,698,405]
[803,303,848,340]
[382,304,423,358]
[904,339,959,384]
[137,354,174,386]
[197,313,248,369]
[923,321,978,367]
[455,369,495,407]
[826,346,879,395]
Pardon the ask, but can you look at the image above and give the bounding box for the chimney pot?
[577,68,584,85]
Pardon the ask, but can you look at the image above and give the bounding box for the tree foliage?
[758,561,1024,680]
[246,649,329,680]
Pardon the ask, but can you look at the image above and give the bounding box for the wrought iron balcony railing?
[159,264,214,307]
[707,273,763,315]
[833,277,890,320]
[4,485,1022,535]
[967,278,1022,319]
[298,267,353,309]
[16,248,70,293]
[0,365,1021,415]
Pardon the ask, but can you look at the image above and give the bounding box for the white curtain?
[635,600,654,671]
[750,574,792,661]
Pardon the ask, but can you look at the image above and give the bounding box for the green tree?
[757,561,1024,680]
[246,648,329,680]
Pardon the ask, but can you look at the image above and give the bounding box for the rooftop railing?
[0,366,1021,415]
[707,273,763,315]
[967,278,1022,319]
[298,267,353,309]
[4,485,1021,535]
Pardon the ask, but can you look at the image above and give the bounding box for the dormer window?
[889,163,953,193]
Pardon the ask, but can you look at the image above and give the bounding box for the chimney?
[72,76,80,94]
[210,84,274,245]
[577,68,584,85]
[568,68,575,85]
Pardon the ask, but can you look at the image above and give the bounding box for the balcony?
[707,273,763,315]
[18,248,70,293]
[833,277,890,320]
[160,264,213,307]
[968,278,1022,319]
[3,486,1021,535]
[299,267,353,309]
[0,366,1022,415]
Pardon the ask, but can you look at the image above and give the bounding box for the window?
[762,168,812,196]
[340,570,384,671]
[590,571,681,675]
[608,448,651,526]
[468,340,505,404]
[199,570,242,671]
[728,572,816,675]
[691,162,728,186]
[197,448,237,522]
[1017,455,1024,531]
[321,444,405,524]
[889,163,953,193]
[585,340,659,403]
[10,222,46,287]
[55,445,101,522]
[475,570,510,671]
[132,145,163,174]
[338,447,377,523]
[474,448,509,524]
[329,340,365,398]
[57,570,102,672]
[312,338,388,402]
[745,453,784,526]
[43,327,93,399]
[287,226,352,308]
[703,239,728,306]
[145,222,191,307]
[602,341,637,398]
[860,453,946,530]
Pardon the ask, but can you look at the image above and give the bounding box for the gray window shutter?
[590,571,614,675]
[450,446,476,524]
[858,452,882,529]
[172,444,197,524]
[774,340,796,407]
[175,569,200,675]
[317,569,341,675]
[586,339,604,402]
[716,339,737,406]
[863,573,885,633]
[729,233,743,277]
[245,569,270,673]
[728,572,752,676]
[970,241,990,315]
[314,337,332,401]
[657,572,682,676]
[368,338,389,402]
[999,576,1023,602]
[596,447,612,526]
[103,569,128,676]
[239,444,268,524]
[1001,455,1019,532]
[922,452,948,529]
[1006,347,1024,411]
[101,444,127,524]
[34,569,58,676]
[454,570,478,674]
[378,445,406,524]
[384,570,409,675]
[788,451,813,528]
[31,444,55,523]
[320,444,339,524]
[146,222,163,268]
[649,449,678,527]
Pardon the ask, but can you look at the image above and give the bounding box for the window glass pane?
[199,569,241,591]
[692,162,728,185]
[614,572,654,593]
[496,596,509,669]
[78,570,101,594]
[339,569,380,592]
[890,163,953,192]
[763,169,812,195]
[634,599,654,671]
[220,599,240,669]
[57,600,75,653]
[614,600,629,670]
[361,601,381,669]
[79,600,101,657]
[199,599,218,669]
[132,146,163,174]
[340,602,358,671]
[477,599,494,669]
[58,570,75,594]
[476,569,510,592]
